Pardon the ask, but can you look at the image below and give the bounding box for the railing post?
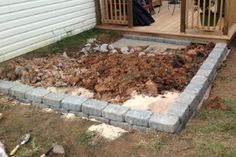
[180,0,186,32]
[95,0,102,25]
[223,0,229,35]
[127,0,133,28]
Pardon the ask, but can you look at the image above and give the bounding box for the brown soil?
[202,96,231,111]
[0,43,214,103]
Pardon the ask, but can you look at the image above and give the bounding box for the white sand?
[47,87,94,98]
[123,91,180,113]
[88,123,128,141]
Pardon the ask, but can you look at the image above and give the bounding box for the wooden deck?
[98,1,236,44]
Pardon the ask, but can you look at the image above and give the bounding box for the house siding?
[0,0,96,62]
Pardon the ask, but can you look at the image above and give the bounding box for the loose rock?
[138,52,146,57]
[100,44,109,52]
[108,44,114,50]
[120,47,129,54]
[145,80,158,95]
[110,49,118,54]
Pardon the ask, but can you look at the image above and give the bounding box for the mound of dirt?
[0,43,214,103]
[202,96,231,111]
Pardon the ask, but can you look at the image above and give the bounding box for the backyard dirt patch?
[1,36,236,157]
[0,42,214,103]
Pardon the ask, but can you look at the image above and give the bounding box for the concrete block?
[89,115,110,124]
[149,113,180,133]
[43,93,66,109]
[61,95,87,112]
[208,48,224,63]
[110,121,132,131]
[133,125,150,133]
[167,102,190,124]
[215,43,227,50]
[70,111,89,118]
[175,92,200,111]
[0,81,21,94]
[102,105,130,122]
[10,84,34,99]
[196,68,215,82]
[82,99,108,117]
[125,109,152,127]
[184,75,209,100]
[25,88,50,103]
[16,97,31,104]
[201,58,218,71]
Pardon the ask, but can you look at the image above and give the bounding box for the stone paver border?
[123,34,191,45]
[0,43,228,133]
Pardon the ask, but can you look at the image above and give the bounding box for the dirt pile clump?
[202,96,231,111]
[0,43,214,103]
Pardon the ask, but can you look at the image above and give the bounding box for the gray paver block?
[16,97,31,104]
[82,99,108,117]
[196,68,216,82]
[43,93,66,109]
[201,58,218,72]
[10,84,34,99]
[208,48,224,63]
[89,115,110,124]
[102,104,130,122]
[25,88,50,103]
[0,81,21,94]
[167,90,206,129]
[167,101,190,123]
[70,111,89,118]
[62,95,88,112]
[184,75,209,100]
[125,109,152,127]
[149,113,180,133]
[110,121,132,131]
[133,125,150,133]
[215,43,227,50]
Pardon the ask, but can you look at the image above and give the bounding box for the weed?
[77,131,96,145]
[0,103,10,112]
[0,63,9,78]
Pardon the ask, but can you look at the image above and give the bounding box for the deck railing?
[96,0,133,27]
[184,0,225,32]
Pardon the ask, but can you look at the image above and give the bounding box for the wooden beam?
[95,0,102,25]
[180,0,186,32]
[127,0,133,28]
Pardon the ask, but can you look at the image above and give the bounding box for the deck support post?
[127,0,134,28]
[95,0,102,25]
[180,0,186,32]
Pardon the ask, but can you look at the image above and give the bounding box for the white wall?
[0,0,96,62]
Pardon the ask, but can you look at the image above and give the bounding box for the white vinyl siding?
[0,0,96,62]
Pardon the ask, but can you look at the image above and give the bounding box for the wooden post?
[127,0,133,28]
[95,0,102,25]
[223,0,229,35]
[180,0,186,32]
